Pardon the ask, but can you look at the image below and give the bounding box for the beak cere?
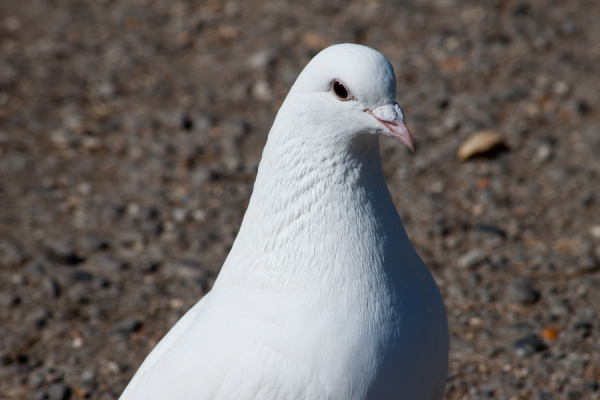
[368,103,415,151]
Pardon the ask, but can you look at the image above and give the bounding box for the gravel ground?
[1,0,599,399]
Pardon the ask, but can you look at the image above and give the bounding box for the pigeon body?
[120,44,448,400]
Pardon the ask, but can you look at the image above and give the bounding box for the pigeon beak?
[367,103,414,151]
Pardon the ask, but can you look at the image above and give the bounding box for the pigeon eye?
[331,79,352,100]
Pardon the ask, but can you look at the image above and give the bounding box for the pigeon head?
[285,43,414,151]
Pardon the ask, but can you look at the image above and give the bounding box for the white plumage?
[120,43,448,400]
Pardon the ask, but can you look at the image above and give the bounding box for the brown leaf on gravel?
[457,131,507,161]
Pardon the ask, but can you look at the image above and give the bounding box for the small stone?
[30,308,51,328]
[252,80,272,101]
[0,239,25,268]
[573,321,593,338]
[77,235,109,252]
[47,382,71,400]
[537,392,556,400]
[247,49,275,70]
[71,270,94,282]
[550,298,572,316]
[42,277,61,298]
[474,223,506,238]
[180,114,194,131]
[50,129,75,149]
[89,255,127,274]
[27,372,44,388]
[0,293,21,308]
[513,334,547,357]
[541,328,559,340]
[172,208,188,222]
[111,317,142,334]
[457,131,507,161]
[45,241,84,265]
[535,141,554,164]
[566,354,587,371]
[68,283,91,304]
[457,249,487,269]
[505,278,541,305]
[583,382,599,392]
[25,261,47,276]
[552,81,570,97]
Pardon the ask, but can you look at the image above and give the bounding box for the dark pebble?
[513,334,548,357]
[573,321,593,338]
[576,100,591,115]
[567,391,583,400]
[505,278,541,305]
[180,114,194,131]
[537,392,556,400]
[30,308,51,328]
[25,261,47,276]
[78,235,109,252]
[77,380,98,398]
[473,223,507,239]
[435,218,451,236]
[45,241,84,266]
[47,382,71,400]
[43,277,61,298]
[1,293,21,309]
[71,270,94,282]
[111,317,142,334]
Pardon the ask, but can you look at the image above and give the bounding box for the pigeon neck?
[215,119,406,291]
[248,129,387,229]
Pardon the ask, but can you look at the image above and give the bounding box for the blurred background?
[1,0,599,399]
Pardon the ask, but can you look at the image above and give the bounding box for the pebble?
[473,223,506,239]
[457,249,487,269]
[541,328,559,340]
[42,277,61,298]
[513,334,548,357]
[247,49,275,70]
[505,278,541,305]
[71,270,94,282]
[46,382,71,400]
[89,255,127,274]
[0,239,25,268]
[27,372,44,388]
[68,283,91,304]
[0,293,21,309]
[550,298,573,317]
[45,241,84,266]
[252,80,272,101]
[77,235,109,253]
[535,140,554,164]
[30,308,51,328]
[572,321,593,338]
[111,317,142,334]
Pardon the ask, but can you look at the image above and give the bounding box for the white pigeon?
[119,43,448,400]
